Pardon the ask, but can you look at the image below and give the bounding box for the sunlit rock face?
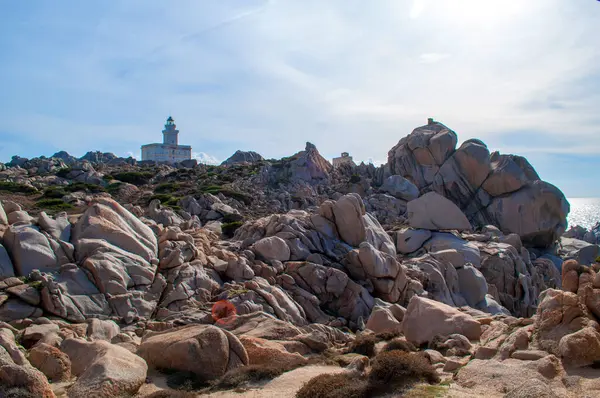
[387,121,569,248]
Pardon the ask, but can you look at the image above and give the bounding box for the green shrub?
[149,194,181,208]
[55,167,72,178]
[35,199,74,211]
[0,182,38,195]
[222,221,243,237]
[222,213,242,224]
[102,174,114,181]
[155,182,181,193]
[349,174,361,184]
[65,182,105,193]
[111,171,154,185]
[106,182,123,194]
[42,187,67,199]
[199,185,252,205]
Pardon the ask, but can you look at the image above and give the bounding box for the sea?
[567,198,600,230]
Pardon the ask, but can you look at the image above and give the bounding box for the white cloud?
[418,53,450,64]
[1,0,600,191]
[194,152,220,165]
[409,0,427,19]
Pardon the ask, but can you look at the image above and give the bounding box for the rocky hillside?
[0,120,598,397]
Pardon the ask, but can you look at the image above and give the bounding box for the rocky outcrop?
[222,150,264,165]
[0,328,55,397]
[79,151,117,164]
[71,198,161,322]
[51,150,78,165]
[533,261,600,367]
[387,120,569,247]
[269,142,333,184]
[559,237,600,265]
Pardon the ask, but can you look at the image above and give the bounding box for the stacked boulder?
[386,120,569,247]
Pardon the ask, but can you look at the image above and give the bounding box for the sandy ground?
[136,365,345,398]
[63,363,600,398]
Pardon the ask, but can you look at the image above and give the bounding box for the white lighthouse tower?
[162,116,179,145]
[141,116,192,163]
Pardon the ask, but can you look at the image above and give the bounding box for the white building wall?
[141,144,192,163]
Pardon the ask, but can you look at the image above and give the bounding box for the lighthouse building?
[141,116,192,163]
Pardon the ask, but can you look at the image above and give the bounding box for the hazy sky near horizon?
[1,0,600,197]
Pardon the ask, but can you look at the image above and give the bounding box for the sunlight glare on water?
[567,198,600,230]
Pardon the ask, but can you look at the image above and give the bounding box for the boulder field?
[0,120,598,397]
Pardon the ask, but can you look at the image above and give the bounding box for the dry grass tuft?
[0,387,38,398]
[295,373,370,398]
[296,350,441,398]
[382,338,417,353]
[145,390,198,398]
[348,333,378,357]
[375,330,402,341]
[209,364,288,391]
[369,350,440,390]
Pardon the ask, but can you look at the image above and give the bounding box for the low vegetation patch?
[209,364,288,391]
[106,182,123,194]
[42,182,104,199]
[296,350,440,398]
[0,386,38,398]
[296,373,370,398]
[145,391,197,398]
[199,185,252,205]
[375,330,403,341]
[0,181,38,195]
[382,338,417,353]
[161,369,211,391]
[55,167,72,178]
[155,182,181,193]
[149,194,181,208]
[111,171,154,185]
[369,351,440,391]
[35,198,74,211]
[348,333,378,357]
[222,221,244,238]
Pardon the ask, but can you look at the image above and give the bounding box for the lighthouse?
[141,116,192,163]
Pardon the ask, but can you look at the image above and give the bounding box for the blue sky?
[1,0,599,197]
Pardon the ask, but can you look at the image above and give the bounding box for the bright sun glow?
[412,0,531,26]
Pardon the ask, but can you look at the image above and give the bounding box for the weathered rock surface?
[407,191,471,231]
[138,324,248,380]
[402,296,481,345]
[387,121,568,247]
[61,338,147,397]
[28,343,71,382]
[222,150,264,165]
[380,175,419,201]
